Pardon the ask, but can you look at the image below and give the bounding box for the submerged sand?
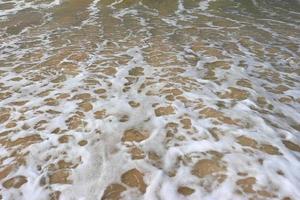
[0,0,300,199]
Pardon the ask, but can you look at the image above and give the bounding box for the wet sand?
[0,0,300,199]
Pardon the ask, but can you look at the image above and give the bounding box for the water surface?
[0,0,300,199]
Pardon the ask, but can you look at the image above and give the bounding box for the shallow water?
[0,0,300,199]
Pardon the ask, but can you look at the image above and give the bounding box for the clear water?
[0,0,300,199]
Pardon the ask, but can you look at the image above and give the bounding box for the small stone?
[34,120,48,130]
[22,123,31,130]
[282,140,300,152]
[5,122,17,128]
[3,175,27,189]
[102,67,117,76]
[180,118,192,129]
[119,115,129,122]
[72,93,91,100]
[199,107,238,125]
[52,128,60,134]
[177,186,195,196]
[10,100,28,106]
[165,95,175,101]
[0,113,10,124]
[44,98,59,106]
[259,144,281,155]
[0,165,14,181]
[94,89,106,94]
[236,136,258,148]
[121,169,147,193]
[61,63,79,75]
[169,88,183,96]
[49,170,71,184]
[220,87,249,100]
[101,183,126,200]
[51,75,66,83]
[192,159,224,178]
[121,129,149,142]
[236,79,252,88]
[79,101,93,112]
[69,52,87,62]
[148,151,160,162]
[56,93,70,99]
[129,147,145,160]
[205,61,231,69]
[50,191,61,200]
[279,97,293,103]
[275,85,289,93]
[94,110,106,119]
[236,177,256,193]
[128,101,140,108]
[155,106,175,116]
[78,140,88,146]
[6,134,42,148]
[57,160,75,169]
[46,110,61,115]
[128,67,144,76]
[257,96,267,106]
[66,115,82,130]
[58,135,70,143]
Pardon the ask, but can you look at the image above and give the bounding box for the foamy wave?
[0,0,299,200]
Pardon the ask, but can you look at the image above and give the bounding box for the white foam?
[0,0,300,200]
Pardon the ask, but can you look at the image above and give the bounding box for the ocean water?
[0,0,300,199]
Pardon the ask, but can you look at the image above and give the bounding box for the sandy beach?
[0,0,300,199]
